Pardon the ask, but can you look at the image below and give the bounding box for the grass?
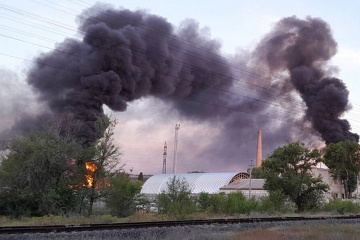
[0,214,126,227]
[225,223,360,240]
[322,199,360,214]
[1,205,360,228]
[127,211,232,222]
[0,212,284,227]
[0,211,353,227]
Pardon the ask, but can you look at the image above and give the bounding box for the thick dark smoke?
[25,6,232,145]
[254,16,358,144]
[2,6,357,172]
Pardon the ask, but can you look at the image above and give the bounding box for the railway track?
[1,215,360,235]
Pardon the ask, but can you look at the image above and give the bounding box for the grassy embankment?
[1,199,360,227]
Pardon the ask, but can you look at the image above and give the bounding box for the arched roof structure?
[140,172,249,195]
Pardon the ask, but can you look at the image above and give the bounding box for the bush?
[225,193,258,215]
[104,173,142,217]
[322,199,360,214]
[157,176,196,220]
[197,192,259,215]
[197,192,211,212]
[258,190,289,213]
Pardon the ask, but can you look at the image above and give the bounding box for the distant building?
[220,179,267,198]
[140,172,249,200]
[311,167,360,199]
[221,167,360,200]
[139,166,360,200]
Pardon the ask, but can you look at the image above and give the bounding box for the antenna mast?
[162,141,167,174]
[173,122,180,174]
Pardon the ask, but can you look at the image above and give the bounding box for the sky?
[0,0,359,175]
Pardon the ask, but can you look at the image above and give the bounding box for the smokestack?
[256,130,262,167]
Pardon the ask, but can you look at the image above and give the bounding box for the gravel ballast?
[2,219,360,240]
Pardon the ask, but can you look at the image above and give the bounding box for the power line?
[0,2,359,128]
[0,11,81,39]
[1,0,354,114]
[0,3,79,33]
[0,34,308,122]
[0,51,307,126]
[29,0,360,114]
[0,24,308,113]
[2,26,352,124]
[0,39,359,126]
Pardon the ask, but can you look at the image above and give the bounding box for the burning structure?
[0,5,357,171]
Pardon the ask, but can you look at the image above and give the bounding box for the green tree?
[0,131,82,216]
[324,141,360,199]
[84,116,123,216]
[262,142,328,212]
[104,172,142,217]
[157,176,196,219]
[249,167,265,178]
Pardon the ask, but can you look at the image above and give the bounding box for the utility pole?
[162,141,167,174]
[249,159,254,199]
[173,122,180,174]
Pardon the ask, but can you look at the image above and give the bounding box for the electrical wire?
[1,0,353,113]
[0,1,359,129]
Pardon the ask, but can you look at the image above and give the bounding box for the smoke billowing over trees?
[0,5,357,171]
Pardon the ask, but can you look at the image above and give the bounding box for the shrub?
[197,192,211,212]
[259,190,288,213]
[225,193,258,215]
[157,176,196,220]
[104,173,142,217]
[207,193,227,214]
[197,192,260,215]
[322,199,360,214]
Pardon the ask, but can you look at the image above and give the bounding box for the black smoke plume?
[25,6,233,145]
[254,16,358,144]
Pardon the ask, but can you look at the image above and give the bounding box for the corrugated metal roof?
[141,172,241,194]
[220,179,265,190]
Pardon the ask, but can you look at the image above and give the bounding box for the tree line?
[0,116,359,219]
[0,116,142,217]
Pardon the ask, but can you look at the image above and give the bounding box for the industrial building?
[141,172,250,200]
[140,168,357,200]
[140,129,359,200]
[220,179,266,198]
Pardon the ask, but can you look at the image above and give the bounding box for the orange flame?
[85,162,97,172]
[85,174,93,187]
[83,162,97,188]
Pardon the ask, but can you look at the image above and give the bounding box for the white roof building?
[140,172,249,199]
[140,167,360,200]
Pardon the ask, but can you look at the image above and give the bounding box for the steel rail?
[1,215,360,235]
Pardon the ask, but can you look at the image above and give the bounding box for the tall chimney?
[256,130,262,167]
